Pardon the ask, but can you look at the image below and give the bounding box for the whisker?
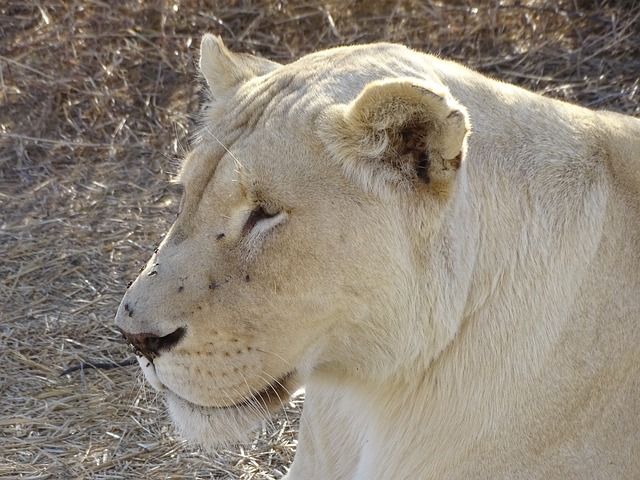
[202,125,246,172]
[252,373,280,436]
[257,371,292,423]
[235,372,273,436]
[254,347,294,368]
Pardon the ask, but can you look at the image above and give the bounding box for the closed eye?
[242,204,283,236]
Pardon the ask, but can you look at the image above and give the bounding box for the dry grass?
[1,0,638,478]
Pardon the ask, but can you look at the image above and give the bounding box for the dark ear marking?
[448,152,463,171]
[319,78,470,197]
[416,152,430,182]
[400,124,431,183]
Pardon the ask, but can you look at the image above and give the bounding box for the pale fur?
[115,36,640,479]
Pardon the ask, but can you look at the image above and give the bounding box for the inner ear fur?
[321,79,470,196]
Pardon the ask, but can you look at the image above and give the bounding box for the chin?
[162,371,301,448]
[165,391,262,446]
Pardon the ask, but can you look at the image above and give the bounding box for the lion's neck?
[291,124,619,479]
[289,65,639,480]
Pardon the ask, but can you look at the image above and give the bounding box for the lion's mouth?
[162,369,300,446]
[138,356,296,412]
[171,370,296,412]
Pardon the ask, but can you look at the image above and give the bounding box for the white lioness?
[115,35,640,479]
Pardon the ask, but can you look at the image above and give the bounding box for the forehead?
[177,143,225,191]
[178,43,428,191]
[179,87,323,193]
[178,132,326,212]
[192,42,422,144]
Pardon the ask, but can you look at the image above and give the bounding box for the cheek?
[153,334,276,406]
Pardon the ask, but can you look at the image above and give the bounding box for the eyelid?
[242,204,280,236]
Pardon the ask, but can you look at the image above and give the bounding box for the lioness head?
[115,36,469,446]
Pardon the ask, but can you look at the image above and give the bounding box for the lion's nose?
[119,327,185,361]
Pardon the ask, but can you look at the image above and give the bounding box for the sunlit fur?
[115,36,640,479]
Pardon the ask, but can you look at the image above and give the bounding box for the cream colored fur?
[115,36,640,479]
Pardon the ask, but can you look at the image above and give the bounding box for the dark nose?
[119,327,185,361]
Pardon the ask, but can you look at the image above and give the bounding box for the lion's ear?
[199,35,280,98]
[319,79,470,197]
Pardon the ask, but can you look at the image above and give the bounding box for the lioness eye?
[242,204,279,235]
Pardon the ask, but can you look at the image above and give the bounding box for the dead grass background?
[1,0,638,478]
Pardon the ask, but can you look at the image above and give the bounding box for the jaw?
[165,391,272,446]
[138,356,301,446]
[166,371,300,446]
